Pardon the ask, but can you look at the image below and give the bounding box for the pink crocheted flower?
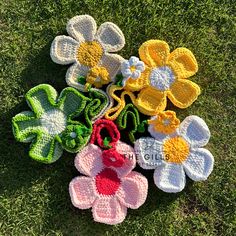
[69,141,148,225]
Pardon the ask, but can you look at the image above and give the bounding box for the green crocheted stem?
[116,103,141,143]
[115,74,124,87]
[12,84,92,163]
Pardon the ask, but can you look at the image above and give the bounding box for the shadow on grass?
[1,42,196,235]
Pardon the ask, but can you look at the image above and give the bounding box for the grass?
[0,0,235,235]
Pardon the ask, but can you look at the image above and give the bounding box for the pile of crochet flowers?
[12,15,214,225]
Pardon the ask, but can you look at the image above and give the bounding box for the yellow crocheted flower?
[148,111,180,134]
[124,40,201,115]
[86,66,110,88]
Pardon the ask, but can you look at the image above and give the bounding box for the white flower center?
[150,66,175,91]
[40,109,67,136]
[70,132,77,138]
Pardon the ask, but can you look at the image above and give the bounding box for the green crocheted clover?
[12,84,109,163]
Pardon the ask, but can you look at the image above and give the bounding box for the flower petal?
[136,61,145,71]
[50,36,78,65]
[66,15,97,42]
[135,137,163,169]
[139,40,170,67]
[25,84,57,117]
[117,171,148,209]
[96,22,125,52]
[135,87,167,116]
[153,163,186,193]
[183,148,214,181]
[113,141,136,177]
[168,48,198,79]
[57,87,90,118]
[69,176,96,209]
[29,133,63,163]
[131,70,141,79]
[128,56,139,66]
[99,53,124,80]
[66,63,90,92]
[168,79,201,108]
[74,144,104,177]
[178,116,210,147]
[12,111,43,142]
[92,197,127,225]
[148,124,173,142]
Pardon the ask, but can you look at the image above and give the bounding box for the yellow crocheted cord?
[86,66,110,88]
[105,85,136,120]
[163,136,190,164]
[148,111,180,134]
[77,41,103,67]
[119,40,200,116]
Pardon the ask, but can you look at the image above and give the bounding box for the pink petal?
[69,176,96,209]
[112,141,136,177]
[117,171,148,209]
[92,197,127,225]
[74,144,104,177]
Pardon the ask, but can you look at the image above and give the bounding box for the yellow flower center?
[77,41,103,67]
[130,65,136,72]
[163,136,190,164]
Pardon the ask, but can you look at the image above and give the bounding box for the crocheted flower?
[124,40,201,115]
[121,56,145,86]
[86,66,110,88]
[135,116,214,193]
[69,142,148,225]
[50,15,125,91]
[12,84,109,163]
[148,110,180,139]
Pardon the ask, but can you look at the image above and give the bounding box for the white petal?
[99,53,124,80]
[134,137,163,169]
[122,69,132,77]
[66,63,89,92]
[179,116,210,147]
[136,61,145,71]
[128,56,139,66]
[154,163,186,193]
[96,22,125,52]
[183,148,214,181]
[66,15,97,42]
[50,36,78,65]
[131,70,141,79]
[121,61,130,71]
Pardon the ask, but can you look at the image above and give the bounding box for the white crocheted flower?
[50,15,125,91]
[135,116,214,193]
[121,56,145,86]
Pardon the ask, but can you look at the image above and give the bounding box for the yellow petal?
[167,48,198,79]
[139,40,170,67]
[168,79,201,108]
[135,87,167,116]
[124,67,150,92]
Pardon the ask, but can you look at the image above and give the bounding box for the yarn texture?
[105,40,200,118]
[69,119,148,225]
[134,115,214,193]
[50,15,125,91]
[12,84,110,163]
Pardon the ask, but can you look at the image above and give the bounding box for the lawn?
[0,0,235,235]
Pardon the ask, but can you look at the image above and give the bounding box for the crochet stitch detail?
[134,115,214,193]
[12,84,110,163]
[50,14,125,91]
